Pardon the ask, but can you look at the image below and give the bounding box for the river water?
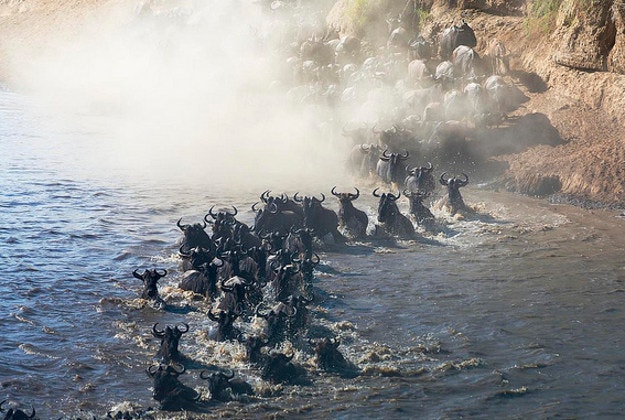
[2,85,625,419]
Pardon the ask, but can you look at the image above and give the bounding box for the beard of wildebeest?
[152,323,189,364]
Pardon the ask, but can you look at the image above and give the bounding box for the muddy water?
[2,88,625,419]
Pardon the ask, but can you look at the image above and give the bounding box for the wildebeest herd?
[0,4,523,418]
[126,8,516,411]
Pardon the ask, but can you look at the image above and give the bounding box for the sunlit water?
[2,88,625,419]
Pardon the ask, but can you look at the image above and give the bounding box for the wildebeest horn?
[311,253,320,264]
[255,303,269,319]
[220,278,234,292]
[152,323,165,337]
[175,323,189,334]
[155,269,167,277]
[360,144,371,152]
[199,369,213,380]
[402,189,412,197]
[331,186,339,197]
[284,350,294,361]
[331,337,341,347]
[226,206,238,216]
[387,191,400,200]
[426,161,433,172]
[176,218,187,230]
[208,309,221,321]
[268,202,279,214]
[460,172,469,185]
[391,124,398,133]
[440,172,450,185]
[315,193,325,203]
[372,124,381,134]
[132,269,144,280]
[252,202,260,212]
[280,193,288,204]
[293,192,303,202]
[372,187,382,198]
[147,364,160,376]
[399,150,410,160]
[381,148,391,158]
[207,205,218,220]
[222,368,235,380]
[179,244,192,257]
[287,305,297,317]
[171,363,185,374]
[260,190,270,203]
[349,187,360,199]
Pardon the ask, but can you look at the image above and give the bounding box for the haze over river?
[2,85,625,419]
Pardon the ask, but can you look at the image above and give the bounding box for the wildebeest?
[179,259,222,299]
[310,337,360,378]
[200,369,254,401]
[238,334,269,365]
[347,143,381,178]
[407,59,432,87]
[178,245,214,272]
[207,308,240,342]
[439,19,477,60]
[452,45,482,82]
[260,350,309,385]
[331,186,368,239]
[488,39,510,75]
[483,75,510,118]
[0,401,36,420]
[373,188,416,239]
[285,226,315,259]
[252,201,303,236]
[409,35,433,61]
[255,302,294,346]
[440,172,470,215]
[132,269,167,305]
[377,149,410,186]
[177,218,214,254]
[152,323,189,364]
[403,190,435,226]
[147,364,199,411]
[404,162,436,196]
[298,194,346,243]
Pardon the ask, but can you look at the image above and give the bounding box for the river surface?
[2,86,625,419]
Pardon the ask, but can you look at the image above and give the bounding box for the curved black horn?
[403,189,412,197]
[155,269,167,277]
[311,253,321,265]
[176,218,186,230]
[175,323,189,334]
[179,244,192,257]
[331,186,340,197]
[252,202,260,212]
[207,205,218,220]
[132,269,144,280]
[208,309,221,322]
[255,303,269,319]
[372,187,382,198]
[260,190,270,203]
[316,193,326,203]
[223,368,235,380]
[460,172,469,185]
[152,323,165,337]
[381,148,391,158]
[199,369,213,380]
[399,150,410,160]
[349,187,360,199]
[268,202,279,214]
[293,192,303,203]
[227,206,238,216]
[171,363,185,375]
[440,172,450,185]
[147,364,160,376]
[426,161,433,172]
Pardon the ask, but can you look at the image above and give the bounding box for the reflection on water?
[2,90,625,419]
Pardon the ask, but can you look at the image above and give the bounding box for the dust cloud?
[5,0,349,192]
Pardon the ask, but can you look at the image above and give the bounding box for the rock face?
[608,1,625,73]
[551,0,616,71]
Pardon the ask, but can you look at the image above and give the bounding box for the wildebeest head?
[179,245,214,271]
[405,162,435,196]
[177,218,213,253]
[440,172,469,214]
[331,186,359,206]
[260,350,306,385]
[403,190,435,225]
[309,337,360,378]
[373,188,401,224]
[146,363,199,410]
[378,149,410,185]
[152,323,189,364]
[199,369,254,401]
[208,308,240,342]
[132,269,167,302]
[0,400,36,420]
[238,333,270,364]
